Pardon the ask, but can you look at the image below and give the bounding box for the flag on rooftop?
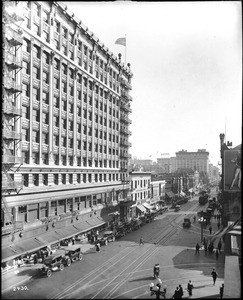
[115,37,126,47]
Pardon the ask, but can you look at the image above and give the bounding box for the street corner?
[172,248,225,273]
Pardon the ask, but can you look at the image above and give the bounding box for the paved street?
[2,195,225,299]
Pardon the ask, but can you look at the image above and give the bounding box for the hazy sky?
[64,1,242,165]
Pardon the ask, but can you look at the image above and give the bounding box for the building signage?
[224,150,241,191]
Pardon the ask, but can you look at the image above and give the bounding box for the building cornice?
[53,1,132,77]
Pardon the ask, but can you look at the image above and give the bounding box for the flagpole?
[125,34,126,65]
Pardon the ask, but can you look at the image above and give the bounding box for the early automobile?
[62,245,83,265]
[183,218,191,228]
[39,250,66,278]
[97,230,116,245]
[174,205,181,212]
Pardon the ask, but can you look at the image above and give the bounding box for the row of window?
[22,127,121,148]
[15,193,112,222]
[23,20,120,91]
[22,151,120,168]
[131,192,150,202]
[22,172,120,187]
[22,82,121,119]
[131,179,151,189]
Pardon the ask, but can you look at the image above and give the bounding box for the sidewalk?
[1,242,95,294]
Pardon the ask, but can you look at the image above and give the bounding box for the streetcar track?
[90,244,159,299]
[52,198,212,299]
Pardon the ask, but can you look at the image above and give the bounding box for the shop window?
[40,202,48,218]
[51,201,57,216]
[28,203,38,221]
[18,205,27,222]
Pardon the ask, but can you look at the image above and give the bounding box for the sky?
[64,1,242,165]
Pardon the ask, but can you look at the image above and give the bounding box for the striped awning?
[166,191,175,198]
[136,205,146,213]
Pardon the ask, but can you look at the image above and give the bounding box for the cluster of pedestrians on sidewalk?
[195,238,223,260]
[170,268,223,299]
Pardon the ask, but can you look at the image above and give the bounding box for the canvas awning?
[142,203,153,211]
[136,204,147,213]
[2,237,46,263]
[166,191,175,198]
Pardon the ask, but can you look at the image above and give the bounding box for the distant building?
[176,149,209,174]
[157,157,177,173]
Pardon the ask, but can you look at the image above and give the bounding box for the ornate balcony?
[120,78,132,90]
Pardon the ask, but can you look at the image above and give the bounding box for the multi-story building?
[130,172,151,216]
[176,149,209,174]
[156,157,176,173]
[2,1,133,267]
[150,179,166,209]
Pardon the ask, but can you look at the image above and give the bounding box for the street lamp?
[199,216,207,243]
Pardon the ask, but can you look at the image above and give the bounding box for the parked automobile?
[97,230,116,245]
[183,218,191,228]
[60,239,72,247]
[131,219,141,231]
[39,250,66,278]
[116,225,126,239]
[62,245,83,265]
[174,205,181,212]
[115,229,126,239]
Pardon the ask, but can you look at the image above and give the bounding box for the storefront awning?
[86,216,106,227]
[73,221,93,233]
[136,205,147,213]
[37,230,62,244]
[142,203,153,211]
[55,225,79,240]
[166,191,175,198]
[2,237,46,263]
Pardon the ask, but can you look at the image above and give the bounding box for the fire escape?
[2,1,24,236]
[119,74,133,202]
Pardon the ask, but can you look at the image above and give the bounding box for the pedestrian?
[211,268,218,285]
[208,242,214,254]
[139,236,144,245]
[187,280,193,296]
[173,287,180,299]
[178,284,183,298]
[219,283,224,299]
[209,225,212,235]
[217,221,221,230]
[96,242,100,252]
[195,243,200,255]
[214,213,217,220]
[215,248,219,260]
[218,239,222,253]
[193,215,196,223]
[204,243,208,255]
